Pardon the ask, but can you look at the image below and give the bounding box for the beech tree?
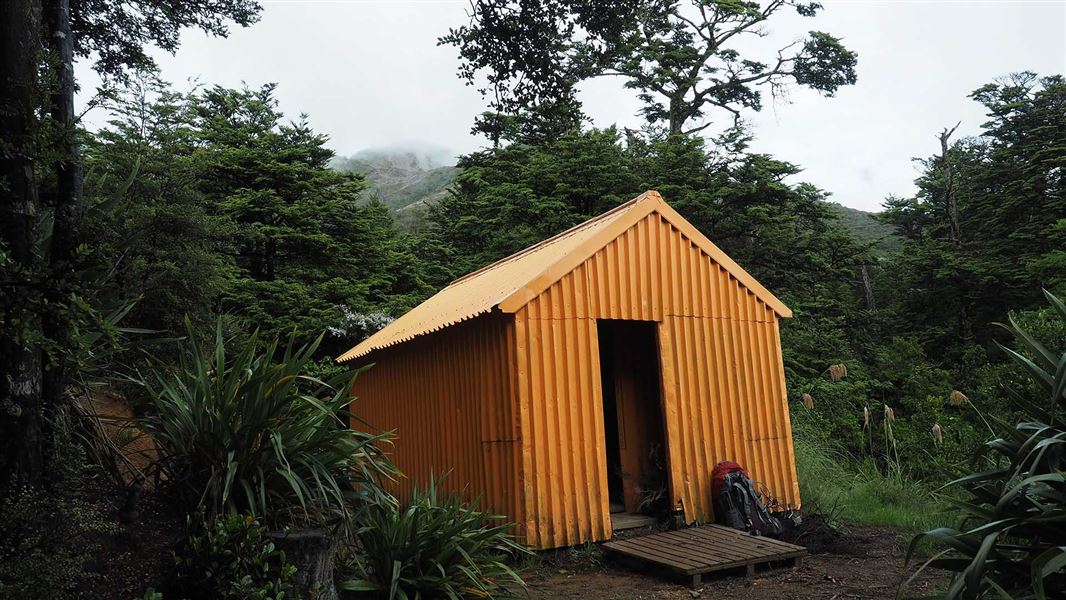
[441,0,858,138]
[189,84,430,347]
[0,0,261,481]
[879,73,1066,361]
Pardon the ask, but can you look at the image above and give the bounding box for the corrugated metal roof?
[337,190,790,362]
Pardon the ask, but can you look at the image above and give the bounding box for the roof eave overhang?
[335,189,793,364]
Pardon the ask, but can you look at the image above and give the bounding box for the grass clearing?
[793,433,950,537]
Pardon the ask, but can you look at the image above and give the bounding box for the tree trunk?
[0,0,45,480]
[668,96,684,136]
[937,123,973,342]
[938,123,962,246]
[269,528,339,600]
[46,0,83,283]
[41,0,84,444]
[860,264,876,310]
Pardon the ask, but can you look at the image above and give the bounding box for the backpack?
[711,461,783,537]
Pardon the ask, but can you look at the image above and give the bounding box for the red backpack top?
[711,460,750,499]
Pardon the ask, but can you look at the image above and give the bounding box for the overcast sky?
[77,0,1066,212]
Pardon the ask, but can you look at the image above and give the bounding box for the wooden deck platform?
[602,525,807,587]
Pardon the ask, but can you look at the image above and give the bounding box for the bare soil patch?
[523,526,945,599]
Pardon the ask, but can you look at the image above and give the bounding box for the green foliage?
[174,512,296,600]
[907,291,1066,599]
[878,74,1066,361]
[188,84,430,345]
[137,319,395,522]
[84,74,234,334]
[339,479,529,600]
[82,80,430,353]
[0,435,119,600]
[71,1,261,79]
[428,126,867,300]
[427,126,636,279]
[441,0,857,138]
[793,428,944,535]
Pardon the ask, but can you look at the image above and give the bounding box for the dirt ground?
[522,526,945,600]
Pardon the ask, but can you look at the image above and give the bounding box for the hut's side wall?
[515,212,799,548]
[348,313,523,535]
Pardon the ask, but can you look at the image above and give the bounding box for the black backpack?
[713,471,783,537]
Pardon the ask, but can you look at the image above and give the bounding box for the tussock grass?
[794,433,947,536]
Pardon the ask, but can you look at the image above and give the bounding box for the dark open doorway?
[598,320,668,525]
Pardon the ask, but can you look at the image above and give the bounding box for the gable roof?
[337,190,790,362]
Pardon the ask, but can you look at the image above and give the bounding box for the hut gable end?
[337,191,790,363]
[516,210,780,323]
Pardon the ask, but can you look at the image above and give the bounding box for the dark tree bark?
[0,0,45,480]
[45,0,84,283]
[269,529,339,600]
[41,0,84,442]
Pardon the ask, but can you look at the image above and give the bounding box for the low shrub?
[0,425,119,600]
[173,512,297,600]
[339,480,529,600]
[0,481,118,600]
[137,319,395,523]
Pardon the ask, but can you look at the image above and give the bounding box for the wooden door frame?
[595,318,671,520]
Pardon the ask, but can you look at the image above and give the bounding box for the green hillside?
[335,149,905,250]
[331,149,458,226]
[825,201,902,255]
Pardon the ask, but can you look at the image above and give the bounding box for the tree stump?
[269,528,338,600]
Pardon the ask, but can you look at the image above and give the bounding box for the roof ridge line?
[444,191,656,288]
[497,192,663,312]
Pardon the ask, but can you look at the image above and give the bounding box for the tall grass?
[794,432,946,535]
[906,291,1066,599]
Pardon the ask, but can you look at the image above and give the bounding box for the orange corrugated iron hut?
[337,191,799,549]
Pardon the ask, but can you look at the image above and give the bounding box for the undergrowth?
[793,432,947,537]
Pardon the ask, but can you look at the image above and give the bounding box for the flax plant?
[904,291,1066,599]
[138,319,396,524]
[340,477,529,599]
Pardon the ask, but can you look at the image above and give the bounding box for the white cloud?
[77,0,1066,212]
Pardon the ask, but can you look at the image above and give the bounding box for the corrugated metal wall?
[348,313,524,532]
[514,212,799,548]
[513,316,611,547]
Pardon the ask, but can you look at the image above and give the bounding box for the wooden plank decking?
[602,525,807,587]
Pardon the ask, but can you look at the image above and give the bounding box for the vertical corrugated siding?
[349,313,523,536]
[515,311,611,548]
[515,213,798,547]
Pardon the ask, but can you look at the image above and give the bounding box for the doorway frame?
[594,318,674,529]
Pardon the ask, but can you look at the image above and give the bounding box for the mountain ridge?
[334,149,902,253]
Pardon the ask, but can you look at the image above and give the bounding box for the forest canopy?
[0,0,1063,597]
